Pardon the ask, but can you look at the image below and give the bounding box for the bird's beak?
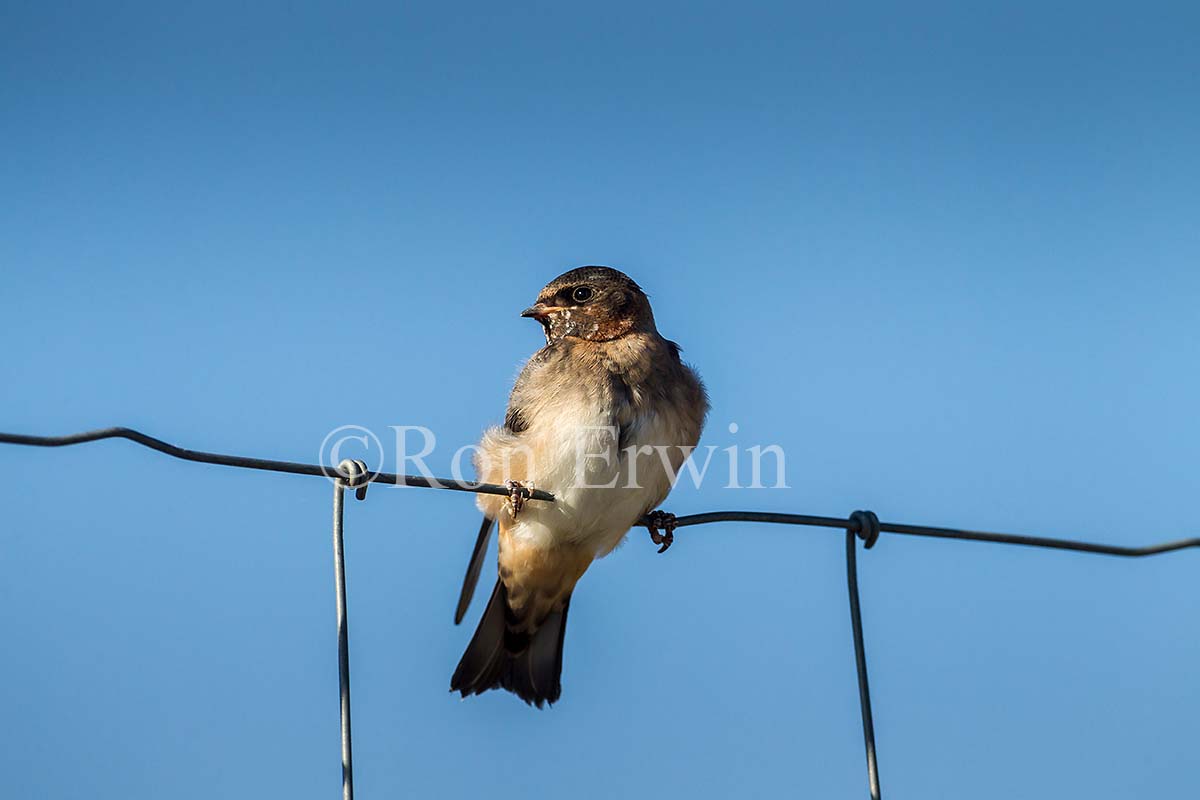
[520,303,556,321]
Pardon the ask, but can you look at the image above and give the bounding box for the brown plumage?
[451,266,708,706]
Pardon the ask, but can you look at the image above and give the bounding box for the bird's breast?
[513,391,695,556]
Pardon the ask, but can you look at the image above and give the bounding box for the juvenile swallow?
[450,266,708,706]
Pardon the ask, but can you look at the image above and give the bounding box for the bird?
[450,266,708,707]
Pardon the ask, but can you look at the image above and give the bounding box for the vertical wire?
[333,480,355,800]
[846,532,881,800]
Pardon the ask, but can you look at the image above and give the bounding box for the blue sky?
[3,2,1198,798]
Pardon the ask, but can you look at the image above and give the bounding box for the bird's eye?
[571,286,594,303]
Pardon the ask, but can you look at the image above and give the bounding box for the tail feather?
[451,579,571,708]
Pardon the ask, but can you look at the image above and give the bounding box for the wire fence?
[2,426,1196,800]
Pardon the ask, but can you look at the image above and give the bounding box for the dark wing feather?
[454,515,495,624]
[454,374,534,623]
[504,406,528,433]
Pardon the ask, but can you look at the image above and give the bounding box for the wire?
[0,427,555,501]
[332,474,356,800]
[662,511,1200,557]
[3,426,1197,800]
[3,427,1195,557]
[846,531,881,800]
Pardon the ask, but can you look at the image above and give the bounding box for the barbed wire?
[2,426,1196,800]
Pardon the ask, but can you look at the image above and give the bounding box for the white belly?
[511,404,689,557]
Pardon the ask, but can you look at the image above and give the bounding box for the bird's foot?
[505,480,532,516]
[644,510,677,554]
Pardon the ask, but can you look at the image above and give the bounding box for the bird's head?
[521,266,655,343]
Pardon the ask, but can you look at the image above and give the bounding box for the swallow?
[450,266,708,707]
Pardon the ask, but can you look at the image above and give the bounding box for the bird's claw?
[645,510,677,554]
[505,480,532,516]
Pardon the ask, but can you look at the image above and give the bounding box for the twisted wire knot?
[849,509,880,549]
[337,459,371,501]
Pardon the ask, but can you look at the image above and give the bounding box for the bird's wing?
[454,514,495,624]
[455,374,537,624]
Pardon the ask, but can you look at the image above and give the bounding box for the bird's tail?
[450,579,570,708]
